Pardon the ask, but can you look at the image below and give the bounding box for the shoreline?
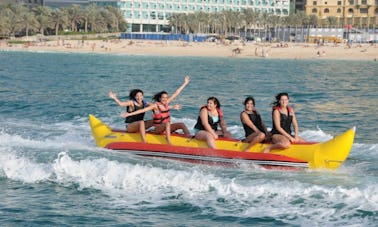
[1,39,377,61]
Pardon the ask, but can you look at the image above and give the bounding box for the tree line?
[169,10,377,36]
[0,3,128,38]
[169,10,324,36]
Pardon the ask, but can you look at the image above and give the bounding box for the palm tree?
[7,3,26,37]
[34,5,52,35]
[0,5,13,37]
[242,8,257,38]
[259,12,270,41]
[19,7,38,39]
[169,13,187,34]
[67,4,82,32]
[85,4,105,33]
[268,15,280,41]
[101,7,117,32]
[168,13,179,33]
[51,8,68,36]
[295,12,309,42]
[104,5,128,32]
[217,12,227,35]
[280,16,290,42]
[290,13,304,42]
[308,15,318,27]
[326,16,338,27]
[187,13,199,33]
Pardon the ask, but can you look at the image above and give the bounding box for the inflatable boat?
[89,114,355,170]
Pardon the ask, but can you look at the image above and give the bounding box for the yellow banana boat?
[89,114,355,170]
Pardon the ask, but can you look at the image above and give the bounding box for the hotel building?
[119,0,293,32]
[305,0,378,26]
[41,0,294,32]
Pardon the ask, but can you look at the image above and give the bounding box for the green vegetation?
[7,40,31,44]
[169,10,319,36]
[0,3,128,38]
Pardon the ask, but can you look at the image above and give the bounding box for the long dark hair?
[153,91,168,102]
[208,97,221,108]
[129,89,143,100]
[243,96,255,106]
[272,92,289,107]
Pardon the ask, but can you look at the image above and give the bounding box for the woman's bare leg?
[263,134,290,153]
[153,124,171,144]
[244,132,265,151]
[195,130,216,149]
[126,121,147,142]
[170,122,190,137]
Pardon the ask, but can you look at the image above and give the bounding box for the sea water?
[0,51,377,226]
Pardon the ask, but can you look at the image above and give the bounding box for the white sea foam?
[0,148,52,183]
[0,143,377,225]
[0,118,94,150]
[50,152,378,204]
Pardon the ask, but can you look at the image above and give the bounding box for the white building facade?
[43,0,293,33]
[116,0,293,32]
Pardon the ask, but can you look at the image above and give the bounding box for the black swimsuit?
[271,107,293,135]
[241,110,264,137]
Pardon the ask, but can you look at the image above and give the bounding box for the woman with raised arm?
[120,76,191,144]
[109,89,153,143]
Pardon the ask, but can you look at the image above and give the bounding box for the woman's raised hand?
[109,91,117,99]
[173,104,182,110]
[184,75,190,84]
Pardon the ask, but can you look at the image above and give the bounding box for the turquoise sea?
[0,51,377,226]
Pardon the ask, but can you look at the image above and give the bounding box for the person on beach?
[109,89,153,143]
[240,96,270,151]
[263,92,306,153]
[194,97,232,149]
[120,76,191,145]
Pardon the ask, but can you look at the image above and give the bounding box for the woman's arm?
[120,103,156,118]
[167,75,190,103]
[291,111,300,140]
[109,91,132,107]
[219,115,228,135]
[169,104,182,111]
[256,110,269,135]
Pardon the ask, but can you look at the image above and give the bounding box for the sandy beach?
[1,38,377,61]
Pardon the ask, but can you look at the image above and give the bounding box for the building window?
[125,11,132,19]
[348,8,354,14]
[313,1,316,5]
[337,8,341,13]
[337,1,341,5]
[158,12,164,20]
[312,8,317,13]
[361,0,367,4]
[348,0,354,4]
[360,8,368,13]
[324,8,330,13]
[142,11,149,19]
[375,8,378,15]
